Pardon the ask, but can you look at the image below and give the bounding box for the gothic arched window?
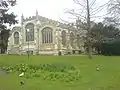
[61,30,66,46]
[25,23,34,41]
[14,32,19,44]
[42,27,53,44]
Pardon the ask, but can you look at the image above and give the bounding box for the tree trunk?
[86,0,92,59]
[88,45,92,59]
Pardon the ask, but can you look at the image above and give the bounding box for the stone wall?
[7,13,85,55]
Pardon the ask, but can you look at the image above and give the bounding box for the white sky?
[8,0,109,25]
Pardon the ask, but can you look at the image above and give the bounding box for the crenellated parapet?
[23,16,36,22]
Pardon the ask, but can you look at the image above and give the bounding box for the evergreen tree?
[0,0,17,53]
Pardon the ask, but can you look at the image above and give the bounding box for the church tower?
[36,9,38,21]
[21,13,24,25]
[36,9,40,25]
[21,13,24,45]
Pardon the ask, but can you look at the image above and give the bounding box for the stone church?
[7,10,85,55]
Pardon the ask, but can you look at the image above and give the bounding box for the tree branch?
[89,0,96,9]
[65,9,87,20]
[73,0,87,9]
[90,1,110,16]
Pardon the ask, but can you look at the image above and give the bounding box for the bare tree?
[65,0,109,59]
[107,0,120,26]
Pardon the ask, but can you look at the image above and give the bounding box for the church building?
[7,10,85,55]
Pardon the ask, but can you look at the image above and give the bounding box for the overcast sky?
[8,0,109,25]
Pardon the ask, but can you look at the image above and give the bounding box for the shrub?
[0,63,80,82]
[101,40,120,56]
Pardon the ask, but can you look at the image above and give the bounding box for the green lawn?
[0,55,120,90]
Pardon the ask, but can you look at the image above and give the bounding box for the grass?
[0,55,120,90]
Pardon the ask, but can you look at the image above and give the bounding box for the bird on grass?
[19,72,24,77]
[96,67,100,71]
[20,81,24,85]
[96,64,104,71]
